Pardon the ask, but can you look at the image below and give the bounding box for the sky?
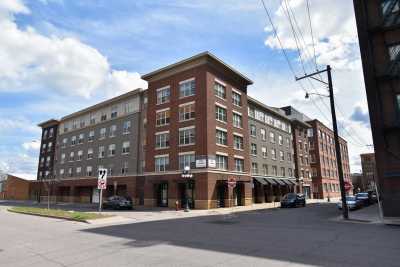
[0,0,373,179]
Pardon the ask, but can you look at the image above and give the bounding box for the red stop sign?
[344,181,352,191]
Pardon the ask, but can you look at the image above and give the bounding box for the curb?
[7,209,90,223]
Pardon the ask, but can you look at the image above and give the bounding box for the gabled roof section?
[141,51,253,86]
[37,119,59,128]
[247,96,291,122]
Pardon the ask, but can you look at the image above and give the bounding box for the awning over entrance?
[265,178,277,185]
[253,177,267,185]
[274,179,286,186]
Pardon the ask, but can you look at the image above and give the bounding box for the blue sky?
[0,0,373,178]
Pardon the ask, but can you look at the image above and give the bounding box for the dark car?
[356,192,371,206]
[103,196,133,210]
[281,193,306,208]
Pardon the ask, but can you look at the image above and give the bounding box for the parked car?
[356,192,371,206]
[280,193,306,208]
[337,196,362,210]
[103,196,133,210]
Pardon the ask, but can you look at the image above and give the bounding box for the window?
[47,142,52,152]
[179,79,195,98]
[69,152,74,161]
[100,128,106,139]
[179,127,195,145]
[278,135,283,145]
[78,133,84,144]
[108,144,116,157]
[121,162,128,174]
[76,167,82,175]
[59,169,64,176]
[279,151,284,161]
[124,101,135,114]
[61,153,65,164]
[88,131,95,142]
[281,167,285,176]
[156,109,170,126]
[232,91,242,106]
[269,132,275,143]
[288,168,293,177]
[179,102,195,121]
[216,154,228,170]
[90,113,96,125]
[122,141,130,154]
[396,94,400,115]
[251,163,258,174]
[179,153,195,170]
[49,128,54,138]
[111,106,118,118]
[77,150,83,161]
[101,111,107,122]
[46,156,51,166]
[214,81,226,99]
[262,147,267,158]
[98,146,105,158]
[260,129,266,140]
[271,148,276,160]
[72,120,78,130]
[233,113,243,128]
[388,43,400,61]
[272,166,278,176]
[43,129,48,139]
[155,132,170,149]
[123,121,131,134]
[215,106,227,122]
[155,155,169,172]
[40,157,45,167]
[110,125,117,137]
[235,158,244,172]
[80,119,85,128]
[216,129,227,146]
[87,148,93,159]
[250,125,256,136]
[287,152,292,162]
[251,143,257,156]
[157,86,170,104]
[86,166,93,176]
[42,143,46,153]
[71,136,76,146]
[68,168,73,177]
[62,138,67,148]
[262,164,268,175]
[233,135,244,150]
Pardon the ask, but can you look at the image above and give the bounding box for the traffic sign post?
[227,178,236,210]
[97,168,108,212]
[181,166,193,212]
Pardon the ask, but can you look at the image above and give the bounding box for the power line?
[306,0,318,71]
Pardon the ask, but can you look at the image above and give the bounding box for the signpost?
[97,168,107,212]
[227,178,236,211]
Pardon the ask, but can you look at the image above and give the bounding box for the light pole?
[181,166,193,212]
[297,65,349,219]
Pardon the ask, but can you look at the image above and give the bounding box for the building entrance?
[156,182,168,207]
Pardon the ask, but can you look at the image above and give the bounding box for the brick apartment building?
[360,153,378,191]
[354,0,400,222]
[35,52,349,208]
[307,120,351,199]
[281,106,313,198]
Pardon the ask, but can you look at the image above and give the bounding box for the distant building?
[354,0,400,223]
[351,173,364,193]
[307,120,352,199]
[360,153,378,191]
[0,175,32,201]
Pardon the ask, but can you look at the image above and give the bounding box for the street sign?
[227,178,236,188]
[97,168,107,190]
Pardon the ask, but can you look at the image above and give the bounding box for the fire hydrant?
[175,200,179,211]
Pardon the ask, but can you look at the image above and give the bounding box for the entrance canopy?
[253,176,297,186]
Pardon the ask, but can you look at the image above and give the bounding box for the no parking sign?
[97,168,107,190]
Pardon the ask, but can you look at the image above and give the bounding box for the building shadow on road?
[80,203,400,267]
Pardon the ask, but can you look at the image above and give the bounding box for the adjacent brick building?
[360,153,378,191]
[354,0,400,222]
[307,120,351,199]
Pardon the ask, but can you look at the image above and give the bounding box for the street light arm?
[305,92,330,99]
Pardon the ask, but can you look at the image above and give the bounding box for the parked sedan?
[281,193,306,208]
[103,196,133,210]
[356,192,371,206]
[337,196,362,211]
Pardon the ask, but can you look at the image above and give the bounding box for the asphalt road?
[0,203,399,267]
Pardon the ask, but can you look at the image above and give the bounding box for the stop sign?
[227,178,236,188]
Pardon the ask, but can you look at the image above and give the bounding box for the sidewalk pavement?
[347,204,381,223]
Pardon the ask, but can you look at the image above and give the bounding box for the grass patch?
[8,206,112,222]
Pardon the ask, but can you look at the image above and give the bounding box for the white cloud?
[0,117,41,134]
[0,0,147,99]
[22,140,40,151]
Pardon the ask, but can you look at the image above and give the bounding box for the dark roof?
[141,51,253,85]
[37,119,59,128]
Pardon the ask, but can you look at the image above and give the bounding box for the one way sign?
[97,168,108,190]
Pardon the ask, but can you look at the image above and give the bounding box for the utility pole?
[296,65,349,219]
